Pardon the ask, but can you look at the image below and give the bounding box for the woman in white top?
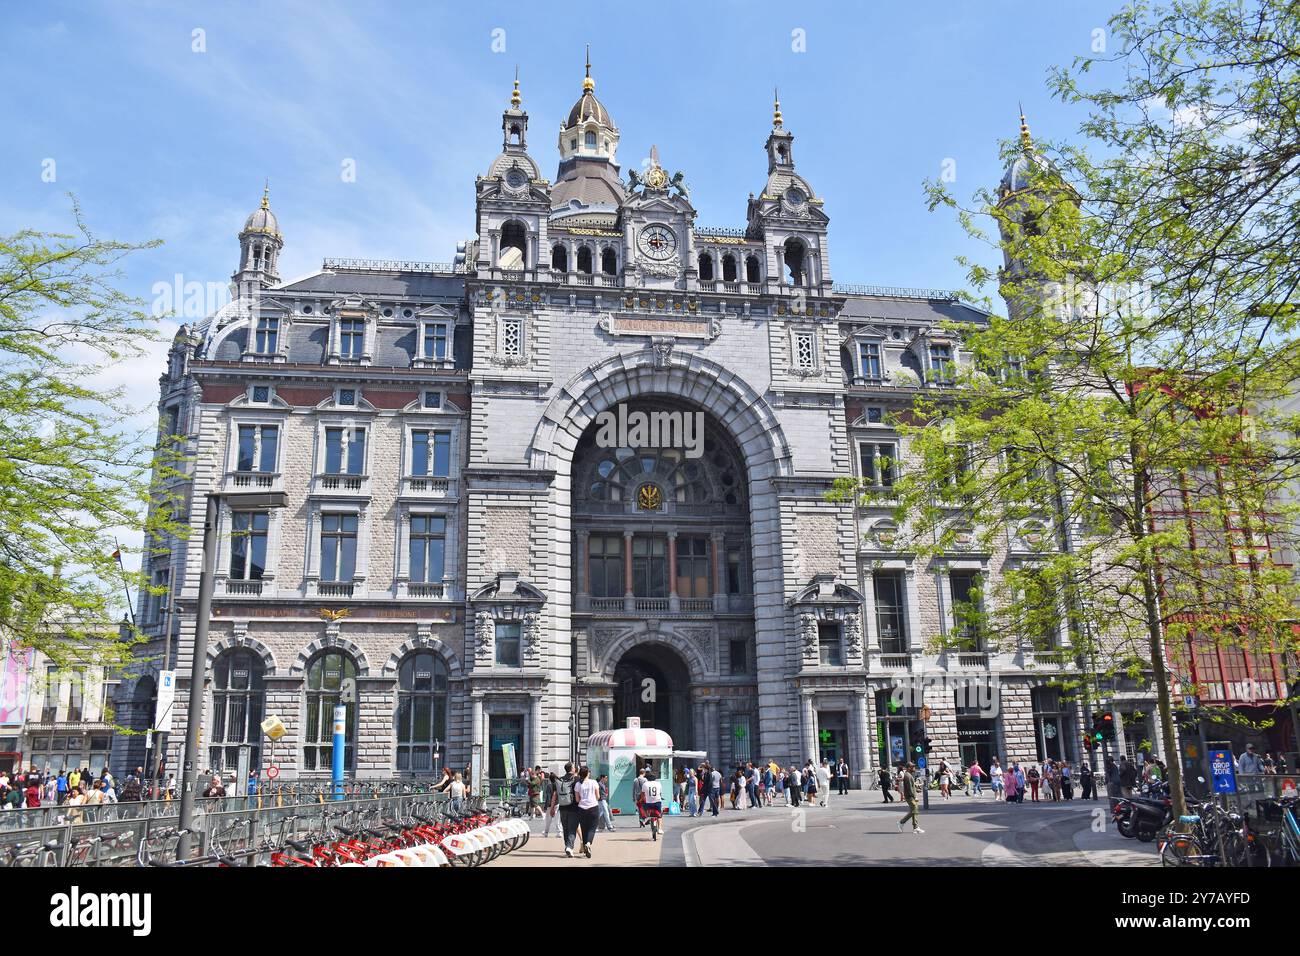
[990,759,1005,796]
[574,766,601,858]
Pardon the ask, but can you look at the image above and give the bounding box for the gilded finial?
[511,66,521,108]
[261,179,270,210]
[773,87,783,129]
[1019,103,1033,151]
[583,44,594,93]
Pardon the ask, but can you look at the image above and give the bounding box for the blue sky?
[0,0,1122,572]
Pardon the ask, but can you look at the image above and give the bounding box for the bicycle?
[1253,794,1300,866]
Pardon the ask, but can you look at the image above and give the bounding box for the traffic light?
[922,736,933,754]
[1083,734,1096,752]
[1091,711,1115,742]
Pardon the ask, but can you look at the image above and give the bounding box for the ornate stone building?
[114,69,1097,785]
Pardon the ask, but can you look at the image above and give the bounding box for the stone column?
[471,695,485,754]
[578,531,590,599]
[667,530,679,612]
[853,691,872,788]
[528,694,542,768]
[624,531,635,612]
[801,692,817,764]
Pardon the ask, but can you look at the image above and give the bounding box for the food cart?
[587,722,685,816]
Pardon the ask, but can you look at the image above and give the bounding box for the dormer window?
[336,317,366,360]
[254,316,279,354]
[858,341,883,381]
[928,343,955,384]
[584,130,597,149]
[422,321,449,361]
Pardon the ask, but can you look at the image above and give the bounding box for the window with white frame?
[319,513,359,582]
[235,424,279,473]
[927,342,955,383]
[858,441,897,488]
[422,321,450,361]
[253,315,279,354]
[229,512,269,580]
[411,429,451,477]
[873,571,907,653]
[408,514,446,583]
[323,427,366,475]
[337,318,366,359]
[858,341,883,381]
[501,317,523,359]
[793,330,816,369]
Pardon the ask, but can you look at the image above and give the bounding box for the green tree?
[833,0,1300,823]
[0,198,183,669]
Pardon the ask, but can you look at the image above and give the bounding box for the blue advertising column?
[332,704,347,800]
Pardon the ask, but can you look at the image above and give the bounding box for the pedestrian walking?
[708,764,723,817]
[541,770,560,837]
[556,762,581,857]
[816,759,832,807]
[896,762,924,834]
[1003,764,1019,802]
[1079,761,1094,800]
[574,766,601,858]
[878,764,894,803]
[1118,755,1137,796]
[1027,764,1041,802]
[968,760,984,796]
[1060,762,1073,800]
[787,766,802,807]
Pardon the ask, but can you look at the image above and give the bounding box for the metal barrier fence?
[0,791,461,867]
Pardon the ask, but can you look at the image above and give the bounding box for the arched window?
[508,123,522,145]
[601,248,617,276]
[304,650,357,773]
[395,651,449,773]
[499,221,527,270]
[210,649,266,772]
[722,254,737,282]
[783,238,807,287]
[745,255,761,283]
[586,446,744,507]
[551,244,568,272]
[576,246,593,275]
[584,130,597,149]
[698,253,714,281]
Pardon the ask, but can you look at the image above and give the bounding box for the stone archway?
[533,348,800,762]
[612,643,693,748]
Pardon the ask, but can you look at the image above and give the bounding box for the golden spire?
[511,66,521,108]
[261,179,270,210]
[1019,103,1033,151]
[773,87,784,129]
[583,44,594,93]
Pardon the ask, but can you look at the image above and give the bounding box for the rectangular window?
[675,536,710,598]
[68,673,83,723]
[502,318,522,358]
[732,715,752,763]
[230,512,270,580]
[632,536,668,598]
[858,341,882,380]
[726,547,746,594]
[411,430,451,477]
[320,513,359,582]
[793,331,816,369]
[422,322,449,361]
[928,343,955,383]
[422,390,442,409]
[338,318,366,358]
[818,621,843,666]
[859,442,896,487]
[324,427,365,475]
[495,622,521,667]
[408,515,446,583]
[43,666,58,723]
[236,424,278,472]
[151,568,170,622]
[873,571,907,654]
[254,316,279,353]
[729,639,749,675]
[588,534,625,598]
[949,570,982,648]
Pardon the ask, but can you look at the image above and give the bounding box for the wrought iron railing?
[323,257,462,274]
[832,282,961,300]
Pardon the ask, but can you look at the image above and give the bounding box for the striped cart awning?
[587,727,674,751]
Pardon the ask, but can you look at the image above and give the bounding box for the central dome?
[566,88,613,129]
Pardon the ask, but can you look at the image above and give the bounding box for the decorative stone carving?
[707,318,723,341]
[649,336,674,368]
[522,612,542,664]
[640,258,680,278]
[677,626,714,654]
[474,611,495,664]
[800,611,820,665]
[843,611,863,655]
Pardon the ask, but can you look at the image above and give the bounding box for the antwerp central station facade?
[114,67,1138,787]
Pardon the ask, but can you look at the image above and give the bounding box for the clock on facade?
[505,168,528,189]
[637,224,678,261]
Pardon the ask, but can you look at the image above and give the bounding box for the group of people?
[0,765,123,812]
[875,755,1106,805]
[678,758,852,816]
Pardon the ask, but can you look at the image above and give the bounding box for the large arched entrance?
[612,644,692,745]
